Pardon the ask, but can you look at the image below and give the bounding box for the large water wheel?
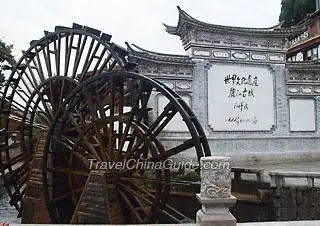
[0,24,210,224]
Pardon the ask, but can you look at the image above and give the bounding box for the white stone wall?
[129,30,320,164]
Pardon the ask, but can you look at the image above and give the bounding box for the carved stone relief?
[176,82,192,90]
[200,156,232,198]
[269,54,285,62]
[193,49,211,57]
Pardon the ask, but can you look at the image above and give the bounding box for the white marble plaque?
[213,51,230,58]
[288,87,300,93]
[269,54,284,61]
[231,52,249,60]
[301,87,312,94]
[176,82,191,90]
[193,50,210,57]
[208,64,275,131]
[289,99,315,131]
[251,53,267,61]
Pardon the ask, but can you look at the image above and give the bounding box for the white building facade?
[128,7,320,164]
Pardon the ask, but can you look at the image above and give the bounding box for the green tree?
[279,0,316,27]
[0,39,16,88]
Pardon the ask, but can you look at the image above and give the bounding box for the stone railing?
[269,171,320,188]
[232,167,264,183]
[269,171,320,221]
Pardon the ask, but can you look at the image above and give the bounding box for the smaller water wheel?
[42,71,210,224]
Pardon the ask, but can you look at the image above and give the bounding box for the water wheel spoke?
[157,202,193,223]
[124,84,153,157]
[96,53,112,75]
[82,88,107,159]
[68,112,85,132]
[1,154,24,170]
[15,86,51,124]
[3,96,29,114]
[117,81,145,156]
[123,102,177,160]
[109,76,115,160]
[18,75,33,97]
[78,39,96,81]
[91,84,107,120]
[19,59,37,88]
[118,189,144,223]
[10,186,26,205]
[64,33,74,77]
[151,102,177,137]
[49,135,90,167]
[118,181,154,207]
[123,178,191,223]
[11,173,28,198]
[53,33,61,77]
[71,34,86,80]
[42,39,55,111]
[19,70,53,120]
[47,167,89,177]
[120,176,195,187]
[34,45,45,81]
[83,40,101,77]
[43,34,53,78]
[118,182,155,223]
[3,163,29,185]
[120,178,157,198]
[16,172,28,188]
[48,187,84,205]
[106,58,117,71]
[90,46,107,77]
[116,77,124,156]
[6,94,45,125]
[22,55,40,87]
[83,137,102,161]
[150,138,195,162]
[51,134,75,149]
[2,114,46,129]
[155,206,189,223]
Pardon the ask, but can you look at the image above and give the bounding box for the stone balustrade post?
[196,156,237,226]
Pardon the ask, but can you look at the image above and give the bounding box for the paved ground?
[236,160,320,186]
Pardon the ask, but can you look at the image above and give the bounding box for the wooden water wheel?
[0,24,211,224]
[0,23,131,217]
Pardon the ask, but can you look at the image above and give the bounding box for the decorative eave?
[286,61,320,71]
[163,6,307,38]
[125,42,194,65]
[308,9,320,20]
[286,62,320,85]
[288,34,320,55]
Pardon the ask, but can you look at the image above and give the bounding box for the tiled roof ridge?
[163,6,307,37]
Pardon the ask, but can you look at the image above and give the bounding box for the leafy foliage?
[279,0,316,27]
[177,170,200,182]
[0,39,16,88]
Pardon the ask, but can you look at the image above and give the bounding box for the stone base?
[196,194,237,226]
[196,209,236,226]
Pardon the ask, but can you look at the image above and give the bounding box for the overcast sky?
[1,0,281,59]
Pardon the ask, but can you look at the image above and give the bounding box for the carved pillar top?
[200,156,232,198]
